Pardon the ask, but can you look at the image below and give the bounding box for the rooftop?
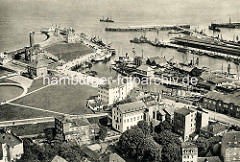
[56,115,90,127]
[101,153,126,162]
[182,142,197,149]
[51,155,68,162]
[197,156,222,162]
[82,146,101,160]
[200,72,231,84]
[118,101,146,114]
[87,144,101,151]
[0,130,22,147]
[205,90,240,106]
[202,121,228,134]
[164,106,177,115]
[175,107,195,116]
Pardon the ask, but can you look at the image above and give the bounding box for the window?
[137,116,139,120]
[127,119,129,123]
[131,118,133,122]
[134,117,136,121]
[124,119,126,123]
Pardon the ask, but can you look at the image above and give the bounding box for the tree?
[17,139,85,162]
[44,128,54,143]
[137,120,150,136]
[137,138,162,162]
[118,126,145,157]
[161,143,181,162]
[99,126,108,141]
[195,138,210,157]
[153,130,180,146]
[153,130,181,162]
[154,121,172,134]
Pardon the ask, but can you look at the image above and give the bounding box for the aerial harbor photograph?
[1,0,240,162]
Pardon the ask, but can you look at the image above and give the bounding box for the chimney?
[29,32,35,47]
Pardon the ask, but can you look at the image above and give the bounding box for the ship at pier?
[130,35,148,43]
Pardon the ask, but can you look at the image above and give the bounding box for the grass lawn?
[0,85,23,103]
[6,122,54,136]
[0,78,18,84]
[28,75,61,93]
[14,84,97,115]
[45,42,93,62]
[27,78,46,93]
[0,104,57,122]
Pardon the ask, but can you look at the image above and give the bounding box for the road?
[199,108,240,126]
[0,117,54,127]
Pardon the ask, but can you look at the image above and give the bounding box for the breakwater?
[105,24,190,32]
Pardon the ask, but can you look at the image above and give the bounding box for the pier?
[105,24,190,32]
[171,36,240,56]
[210,22,240,29]
[138,39,240,64]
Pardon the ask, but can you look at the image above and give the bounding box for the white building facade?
[98,80,135,105]
[112,101,147,133]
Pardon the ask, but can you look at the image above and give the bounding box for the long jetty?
[139,39,240,64]
[105,24,190,32]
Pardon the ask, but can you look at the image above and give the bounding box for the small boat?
[85,71,98,77]
[92,53,105,62]
[100,17,114,23]
[103,52,112,63]
[90,36,106,47]
[82,61,92,69]
[168,30,181,34]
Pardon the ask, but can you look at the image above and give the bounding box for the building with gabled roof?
[55,115,99,142]
[0,129,24,162]
[200,121,229,138]
[112,101,148,132]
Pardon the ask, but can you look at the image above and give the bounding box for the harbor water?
[1,0,240,76]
